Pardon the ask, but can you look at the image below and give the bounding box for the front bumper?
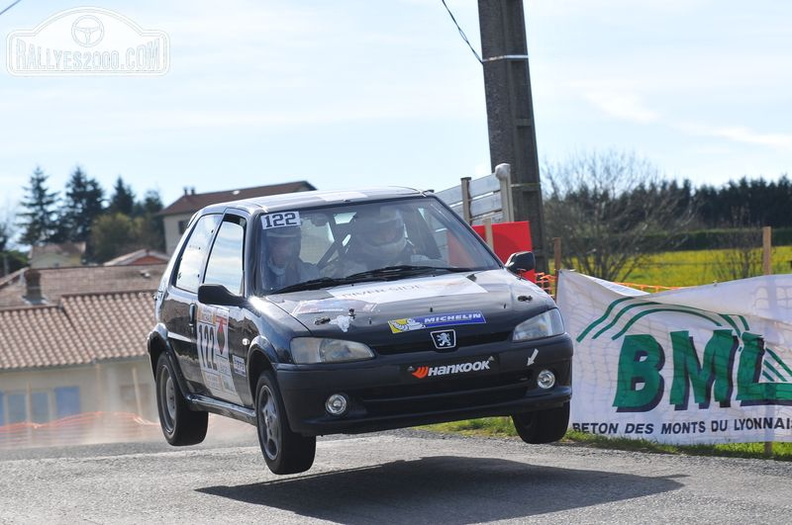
[276,334,573,436]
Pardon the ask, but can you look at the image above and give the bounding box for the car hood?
[262,269,555,346]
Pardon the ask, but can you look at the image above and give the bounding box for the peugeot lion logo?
[431,329,456,349]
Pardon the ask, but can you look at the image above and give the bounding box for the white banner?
[556,270,792,444]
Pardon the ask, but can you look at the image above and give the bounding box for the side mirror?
[505,251,535,274]
[198,284,246,307]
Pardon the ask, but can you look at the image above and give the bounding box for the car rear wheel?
[155,353,208,446]
[512,402,570,444]
[256,371,316,474]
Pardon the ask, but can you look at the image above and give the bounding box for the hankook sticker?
[406,355,497,380]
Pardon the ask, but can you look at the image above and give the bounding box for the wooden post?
[553,237,562,275]
[553,237,562,297]
[483,217,495,250]
[762,226,772,275]
[763,226,773,457]
[494,163,514,222]
[460,177,472,224]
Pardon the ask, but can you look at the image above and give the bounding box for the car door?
[196,212,248,405]
[163,213,222,393]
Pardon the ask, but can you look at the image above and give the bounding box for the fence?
[0,412,161,449]
[434,163,514,225]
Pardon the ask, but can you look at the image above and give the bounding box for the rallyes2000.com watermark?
[6,7,169,76]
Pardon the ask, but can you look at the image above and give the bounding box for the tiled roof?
[0,264,166,309]
[103,249,169,266]
[29,242,86,258]
[0,291,154,370]
[160,181,316,216]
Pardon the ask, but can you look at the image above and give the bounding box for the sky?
[1,0,790,228]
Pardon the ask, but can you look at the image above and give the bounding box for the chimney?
[23,269,45,304]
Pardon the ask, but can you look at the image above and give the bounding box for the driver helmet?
[266,225,301,270]
[352,207,407,261]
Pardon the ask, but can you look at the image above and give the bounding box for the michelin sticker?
[389,311,486,334]
[196,305,242,403]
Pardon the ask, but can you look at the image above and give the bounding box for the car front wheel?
[512,402,570,444]
[256,371,316,474]
[155,353,208,446]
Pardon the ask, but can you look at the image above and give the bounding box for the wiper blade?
[271,266,476,293]
[272,277,349,294]
[344,265,443,281]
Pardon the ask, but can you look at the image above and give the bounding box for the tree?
[0,204,13,253]
[59,166,105,249]
[91,213,139,262]
[543,150,694,281]
[17,167,60,246]
[108,176,135,216]
[134,189,165,252]
[0,203,27,276]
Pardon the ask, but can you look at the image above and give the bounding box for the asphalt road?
[1,420,790,524]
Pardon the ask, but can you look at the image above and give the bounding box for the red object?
[472,221,535,281]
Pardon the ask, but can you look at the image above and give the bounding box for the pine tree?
[18,167,60,246]
[60,166,105,244]
[108,176,135,216]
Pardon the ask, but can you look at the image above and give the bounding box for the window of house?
[30,391,50,423]
[55,386,80,419]
[174,214,222,293]
[177,219,189,234]
[120,385,154,420]
[204,216,246,295]
[6,392,26,424]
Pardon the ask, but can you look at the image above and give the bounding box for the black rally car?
[148,187,573,474]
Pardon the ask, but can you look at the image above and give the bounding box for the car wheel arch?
[247,342,276,398]
[146,325,170,377]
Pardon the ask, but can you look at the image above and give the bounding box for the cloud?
[583,90,659,123]
[707,126,792,150]
[675,122,792,150]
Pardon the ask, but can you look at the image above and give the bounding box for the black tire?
[255,371,316,474]
[155,353,208,446]
[512,402,570,444]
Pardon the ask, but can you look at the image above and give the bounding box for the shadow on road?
[198,455,684,524]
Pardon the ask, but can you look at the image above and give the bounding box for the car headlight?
[291,337,375,364]
[512,309,565,341]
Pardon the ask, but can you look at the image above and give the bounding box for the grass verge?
[420,417,792,461]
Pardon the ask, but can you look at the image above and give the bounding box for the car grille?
[372,330,512,355]
[357,370,533,416]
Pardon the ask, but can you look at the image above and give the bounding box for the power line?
[440,0,482,64]
[0,0,23,17]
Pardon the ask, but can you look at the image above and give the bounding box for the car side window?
[204,216,246,295]
[174,214,222,293]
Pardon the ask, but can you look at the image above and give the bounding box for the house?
[0,264,166,434]
[29,241,86,269]
[160,181,316,254]
[103,249,169,266]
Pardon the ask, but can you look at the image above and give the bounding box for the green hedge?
[643,227,792,252]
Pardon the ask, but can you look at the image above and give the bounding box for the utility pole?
[478,0,548,273]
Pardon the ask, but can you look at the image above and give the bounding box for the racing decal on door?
[196,305,242,403]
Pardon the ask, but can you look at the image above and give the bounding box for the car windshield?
[255,196,501,294]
